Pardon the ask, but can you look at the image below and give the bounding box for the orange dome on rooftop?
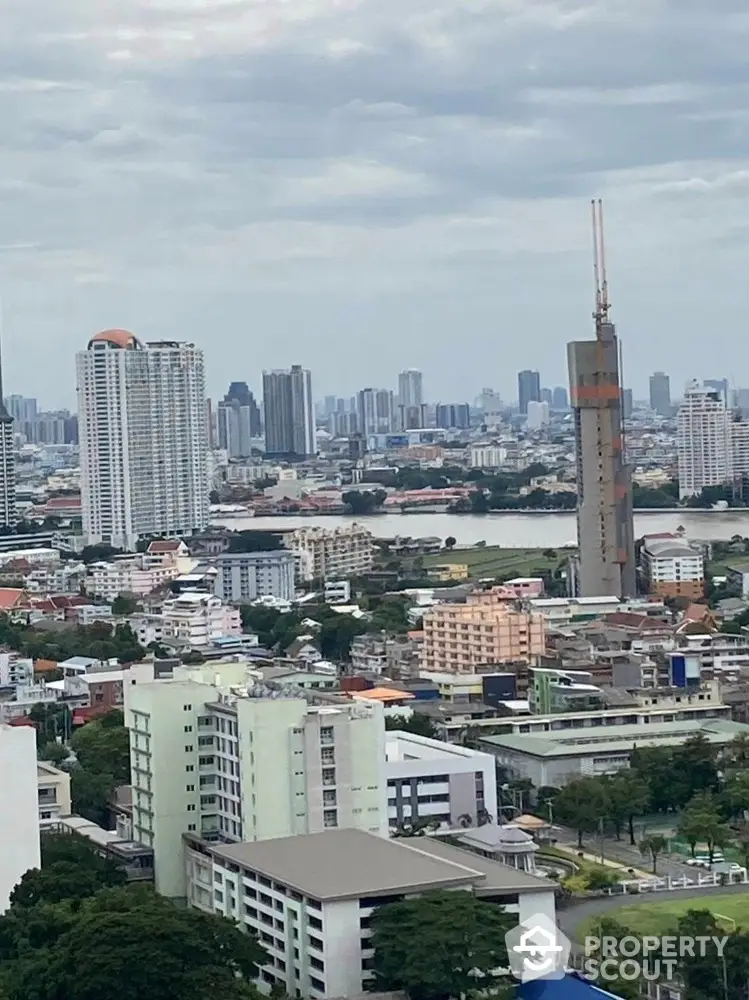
[88,328,141,349]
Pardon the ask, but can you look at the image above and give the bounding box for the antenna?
[591,198,610,335]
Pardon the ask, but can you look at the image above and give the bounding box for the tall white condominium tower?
[77,329,208,550]
[0,347,15,529]
[263,365,315,459]
[398,368,423,408]
[677,380,735,499]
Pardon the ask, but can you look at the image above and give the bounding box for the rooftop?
[204,829,551,901]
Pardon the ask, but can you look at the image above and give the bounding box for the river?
[209,510,749,548]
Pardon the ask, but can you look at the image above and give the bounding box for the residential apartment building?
[160,592,241,648]
[37,761,71,827]
[640,533,705,600]
[77,330,208,549]
[677,382,733,498]
[469,444,506,470]
[0,724,40,911]
[385,731,497,829]
[86,541,192,601]
[421,596,545,673]
[0,652,33,689]
[357,388,395,436]
[213,550,296,603]
[649,371,671,416]
[185,829,555,1000]
[287,524,373,582]
[263,367,315,459]
[125,662,387,899]
[0,345,16,529]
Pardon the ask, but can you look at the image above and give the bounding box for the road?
[555,826,696,880]
[558,882,749,942]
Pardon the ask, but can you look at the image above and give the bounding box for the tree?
[69,768,115,827]
[342,490,386,515]
[227,531,283,553]
[678,792,731,862]
[318,614,367,662]
[71,711,130,784]
[80,544,122,564]
[384,713,438,739]
[553,777,609,848]
[112,595,138,616]
[370,890,514,1000]
[1,885,267,1000]
[639,833,668,873]
[38,741,68,766]
[444,536,456,550]
[603,770,650,845]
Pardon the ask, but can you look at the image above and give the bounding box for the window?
[323,809,338,828]
[184,725,193,733]
[185,764,194,773]
[183,704,192,711]
[186,784,195,792]
[185,745,194,753]
[187,823,196,831]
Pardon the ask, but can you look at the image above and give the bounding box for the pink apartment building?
[420,596,546,674]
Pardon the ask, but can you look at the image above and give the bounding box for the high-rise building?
[357,388,394,436]
[398,369,423,409]
[125,661,387,899]
[0,723,40,912]
[77,329,208,550]
[677,381,733,499]
[0,348,16,529]
[649,372,671,416]
[398,403,428,430]
[526,400,550,430]
[567,200,635,598]
[435,403,470,430]
[517,370,541,415]
[262,366,315,459]
[541,387,553,406]
[622,388,633,420]
[704,378,729,407]
[217,383,260,460]
[551,386,569,411]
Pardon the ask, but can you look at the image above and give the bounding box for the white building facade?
[125,662,388,899]
[77,330,208,550]
[214,550,296,603]
[0,724,41,911]
[677,382,732,498]
[160,592,241,647]
[288,525,373,582]
[385,731,498,830]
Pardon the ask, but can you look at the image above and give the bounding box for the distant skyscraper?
[218,382,261,459]
[357,388,395,436]
[435,403,470,430]
[0,344,16,529]
[648,372,671,416]
[677,382,733,499]
[622,389,633,420]
[526,400,550,430]
[567,200,635,599]
[77,329,207,550]
[551,386,569,411]
[704,378,729,408]
[541,388,553,407]
[517,370,541,415]
[398,370,423,409]
[262,366,315,459]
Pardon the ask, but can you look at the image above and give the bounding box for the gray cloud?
[1,0,749,405]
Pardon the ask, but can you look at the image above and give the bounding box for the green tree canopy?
[384,713,438,739]
[370,890,514,1000]
[553,776,609,848]
[71,711,130,784]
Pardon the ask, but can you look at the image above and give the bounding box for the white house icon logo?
[505,914,571,982]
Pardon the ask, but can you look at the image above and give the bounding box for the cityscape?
[5,2,749,1000]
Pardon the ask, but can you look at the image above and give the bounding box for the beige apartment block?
[420,599,545,673]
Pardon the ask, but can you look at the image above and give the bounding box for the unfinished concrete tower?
[567,200,635,598]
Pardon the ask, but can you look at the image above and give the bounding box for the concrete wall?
[0,725,41,911]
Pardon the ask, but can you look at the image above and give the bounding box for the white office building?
[214,550,296,603]
[0,724,41,911]
[77,330,208,550]
[385,731,498,830]
[125,662,387,899]
[185,829,555,1000]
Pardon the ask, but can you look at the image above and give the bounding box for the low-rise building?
[0,723,40,911]
[159,591,241,649]
[323,580,351,604]
[421,595,545,673]
[287,524,373,582]
[640,533,705,600]
[426,563,469,582]
[528,667,605,715]
[213,550,296,603]
[85,541,193,601]
[480,716,746,787]
[385,731,497,829]
[185,829,555,999]
[37,761,71,827]
[0,652,34,689]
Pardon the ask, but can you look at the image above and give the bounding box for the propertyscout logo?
[505,914,729,984]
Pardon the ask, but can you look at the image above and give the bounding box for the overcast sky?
[2,0,748,408]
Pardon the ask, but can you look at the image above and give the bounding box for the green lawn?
[422,545,568,580]
[578,894,749,940]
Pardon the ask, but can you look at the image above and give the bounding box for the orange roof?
[355,687,415,703]
[0,588,25,610]
[34,658,59,673]
[88,329,141,350]
[407,630,424,640]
